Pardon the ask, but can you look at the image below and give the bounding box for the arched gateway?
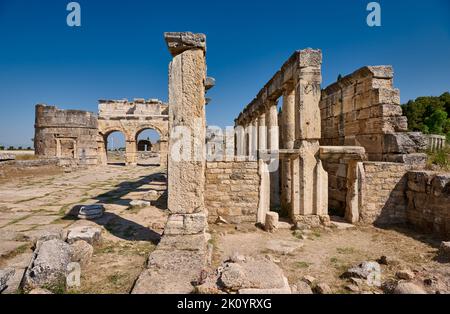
[34,98,169,167]
[97,99,169,166]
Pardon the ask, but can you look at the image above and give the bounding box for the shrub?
[426,145,450,171]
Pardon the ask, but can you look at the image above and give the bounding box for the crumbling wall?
[34,105,98,166]
[319,66,427,215]
[406,171,450,237]
[205,160,260,224]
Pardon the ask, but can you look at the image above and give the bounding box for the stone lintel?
[236,48,322,123]
[319,146,367,162]
[164,32,206,57]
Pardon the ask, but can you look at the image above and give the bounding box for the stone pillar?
[266,101,280,209]
[235,124,246,159]
[132,33,209,294]
[281,83,295,214]
[244,122,252,158]
[97,135,107,166]
[258,112,267,152]
[159,139,168,169]
[250,118,258,161]
[345,161,363,223]
[165,32,208,234]
[125,139,137,166]
[292,49,328,226]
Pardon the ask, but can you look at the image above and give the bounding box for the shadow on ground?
[60,170,167,244]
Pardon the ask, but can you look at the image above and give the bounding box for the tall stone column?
[244,122,252,158]
[235,124,246,159]
[266,100,280,208]
[281,83,295,214]
[250,118,258,161]
[292,49,328,226]
[258,112,267,152]
[165,32,207,232]
[132,32,210,294]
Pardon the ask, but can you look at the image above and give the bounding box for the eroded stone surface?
[67,226,102,245]
[23,239,73,291]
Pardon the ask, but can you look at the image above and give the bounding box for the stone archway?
[134,126,167,166]
[97,99,169,167]
[99,128,131,166]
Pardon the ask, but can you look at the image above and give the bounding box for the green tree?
[424,109,447,134]
[402,92,450,138]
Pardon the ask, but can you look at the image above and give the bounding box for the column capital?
[282,80,295,93]
[164,32,206,57]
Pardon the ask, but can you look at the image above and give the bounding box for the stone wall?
[205,160,260,224]
[406,171,450,237]
[319,66,427,216]
[34,105,99,166]
[360,162,411,225]
[0,158,60,180]
[319,66,426,162]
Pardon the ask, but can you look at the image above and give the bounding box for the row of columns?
[427,135,446,152]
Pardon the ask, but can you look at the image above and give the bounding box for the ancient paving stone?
[15,215,60,226]
[20,226,65,245]
[0,241,28,258]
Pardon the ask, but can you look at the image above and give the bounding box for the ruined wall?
[97,99,169,166]
[360,162,411,224]
[406,171,450,237]
[205,161,260,224]
[34,105,98,166]
[319,66,427,215]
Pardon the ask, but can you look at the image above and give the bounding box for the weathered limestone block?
[164,213,207,235]
[218,257,291,294]
[70,240,93,269]
[264,212,279,232]
[383,132,427,154]
[66,226,102,245]
[23,239,72,291]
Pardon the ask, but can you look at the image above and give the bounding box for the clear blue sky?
[0,0,449,148]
